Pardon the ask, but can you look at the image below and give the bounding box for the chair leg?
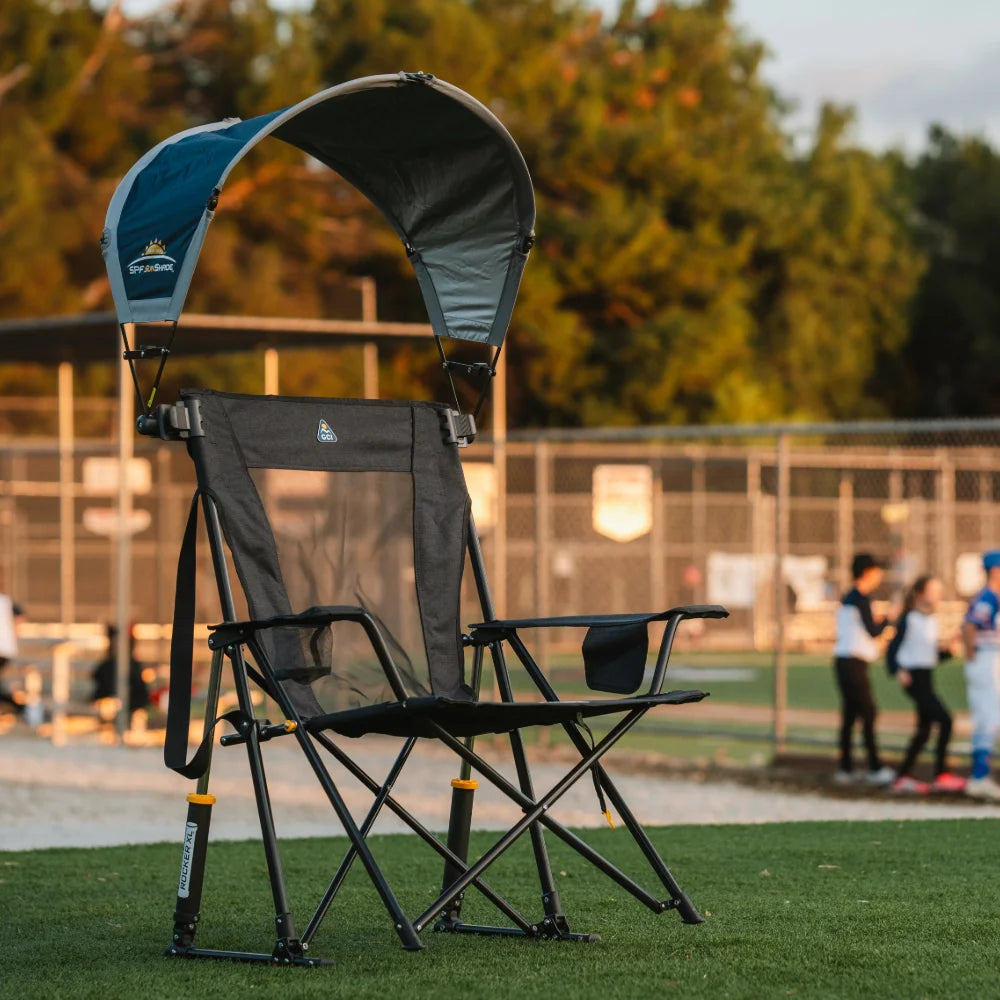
[491,643,573,936]
[415,712,669,934]
[311,731,534,934]
[302,737,417,945]
[289,725,424,951]
[590,762,703,924]
[166,719,331,967]
[505,632,703,924]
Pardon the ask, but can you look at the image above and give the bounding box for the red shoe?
[932,772,967,793]
[892,775,930,795]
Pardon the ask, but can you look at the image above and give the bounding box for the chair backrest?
[183,389,472,715]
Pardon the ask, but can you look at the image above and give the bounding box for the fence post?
[937,449,955,595]
[535,441,551,746]
[58,361,75,627]
[837,472,854,592]
[492,351,507,619]
[773,432,789,757]
[747,453,763,650]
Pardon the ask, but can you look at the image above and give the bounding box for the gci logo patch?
[317,419,337,443]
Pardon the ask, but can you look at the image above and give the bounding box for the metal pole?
[115,325,134,738]
[534,441,551,746]
[263,347,279,396]
[773,432,789,756]
[57,362,75,626]
[492,350,507,619]
[360,277,379,399]
[747,454,762,651]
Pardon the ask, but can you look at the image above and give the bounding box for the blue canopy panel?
[101,73,535,347]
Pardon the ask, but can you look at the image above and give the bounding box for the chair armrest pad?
[469,605,728,637]
[208,605,369,649]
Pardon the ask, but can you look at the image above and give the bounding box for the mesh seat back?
[184,390,471,717]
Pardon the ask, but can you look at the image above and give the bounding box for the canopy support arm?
[434,336,502,424]
[120,321,178,418]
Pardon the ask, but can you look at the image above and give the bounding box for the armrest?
[208,604,409,700]
[469,605,728,638]
[470,605,728,698]
[208,605,370,649]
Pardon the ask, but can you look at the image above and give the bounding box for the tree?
[873,127,1000,417]
[0,0,928,426]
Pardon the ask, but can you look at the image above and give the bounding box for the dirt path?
[1,731,996,852]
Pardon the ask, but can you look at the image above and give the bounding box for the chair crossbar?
[302,732,533,942]
[503,631,702,920]
[413,708,668,932]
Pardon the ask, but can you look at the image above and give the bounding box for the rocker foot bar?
[433,919,601,942]
[165,945,332,967]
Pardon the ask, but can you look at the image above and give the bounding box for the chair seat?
[304,690,708,739]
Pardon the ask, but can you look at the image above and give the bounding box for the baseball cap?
[983,550,1000,571]
[851,553,886,579]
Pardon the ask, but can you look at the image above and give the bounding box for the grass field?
[4,819,996,999]
[498,649,971,765]
[542,649,971,713]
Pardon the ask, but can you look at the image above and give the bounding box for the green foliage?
[2,820,997,998]
[0,0,960,425]
[872,126,1000,417]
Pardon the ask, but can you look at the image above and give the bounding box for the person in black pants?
[832,553,895,785]
[887,574,965,794]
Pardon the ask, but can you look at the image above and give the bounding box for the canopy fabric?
[101,73,535,347]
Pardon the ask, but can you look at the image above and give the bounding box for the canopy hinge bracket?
[441,410,476,448]
[136,399,204,441]
[123,345,170,362]
[441,360,495,380]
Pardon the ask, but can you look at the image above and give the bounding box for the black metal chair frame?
[156,394,728,967]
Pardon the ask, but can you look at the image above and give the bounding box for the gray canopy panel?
[101,73,535,347]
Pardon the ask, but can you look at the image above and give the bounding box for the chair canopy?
[101,73,535,348]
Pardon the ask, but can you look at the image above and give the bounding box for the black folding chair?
[159,388,728,966]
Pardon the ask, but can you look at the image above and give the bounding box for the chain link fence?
[4,398,1000,759]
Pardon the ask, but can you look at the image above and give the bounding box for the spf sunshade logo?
[128,239,176,276]
[317,419,338,443]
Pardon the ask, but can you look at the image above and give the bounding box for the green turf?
[540,649,971,713]
[4,819,996,999]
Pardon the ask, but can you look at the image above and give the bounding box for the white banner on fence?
[707,552,828,610]
[956,552,985,597]
[0,594,16,659]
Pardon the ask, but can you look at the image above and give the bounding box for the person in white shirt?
[832,553,895,785]
[886,575,965,794]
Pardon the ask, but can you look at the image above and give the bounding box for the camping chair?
[157,388,728,966]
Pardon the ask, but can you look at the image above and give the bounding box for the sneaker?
[832,769,857,785]
[892,775,930,795]
[965,776,1000,801]
[865,765,896,786]
[932,772,967,793]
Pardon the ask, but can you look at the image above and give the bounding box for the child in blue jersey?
[962,550,1000,799]
[832,553,895,785]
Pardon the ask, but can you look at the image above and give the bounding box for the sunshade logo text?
[317,419,338,443]
[128,239,176,276]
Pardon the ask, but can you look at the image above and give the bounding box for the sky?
[726,0,1000,151]
[108,0,1000,153]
